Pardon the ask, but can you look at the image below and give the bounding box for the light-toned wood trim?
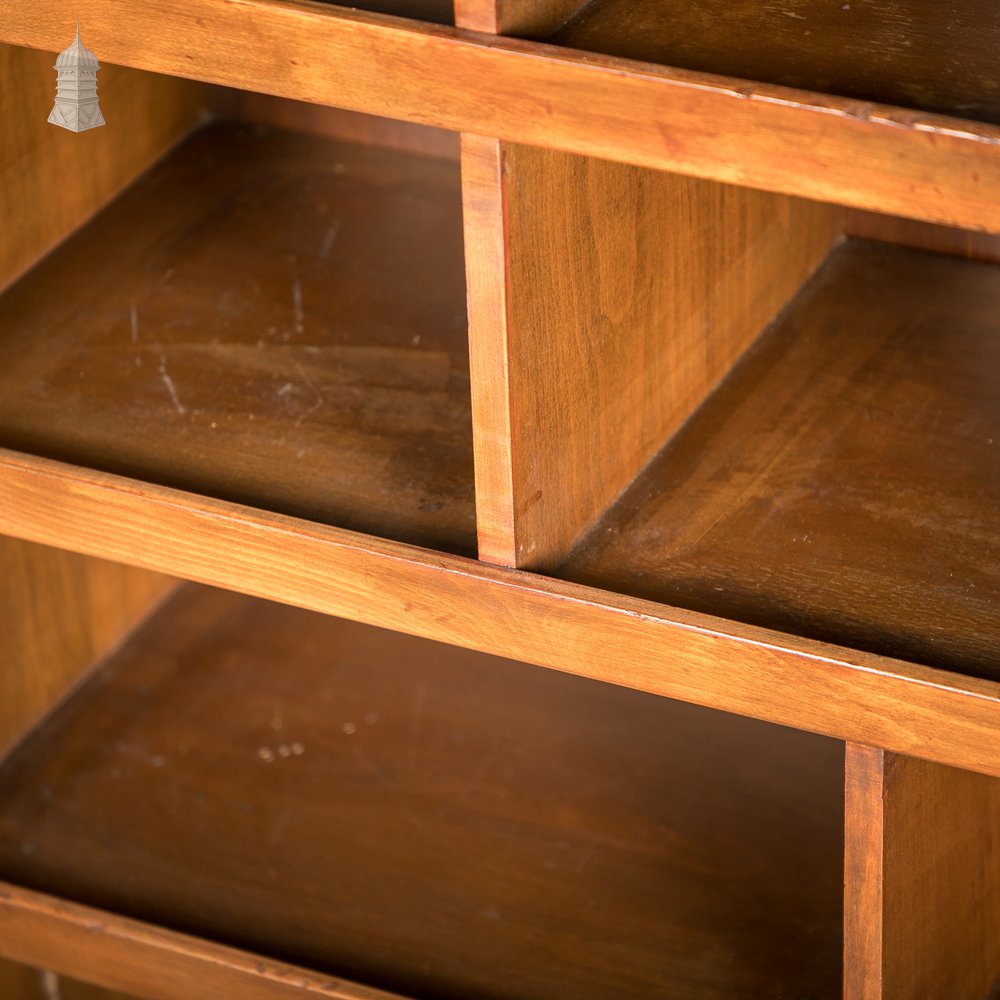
[845,746,1000,1000]
[455,0,582,35]
[3,449,1000,778]
[2,2,999,232]
[0,882,407,1000]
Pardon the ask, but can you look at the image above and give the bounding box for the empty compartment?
[0,55,473,555]
[550,1,1000,125]
[558,239,1000,681]
[0,583,844,1000]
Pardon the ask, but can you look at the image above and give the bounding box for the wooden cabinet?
[0,3,998,999]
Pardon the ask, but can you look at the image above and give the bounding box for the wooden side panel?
[0,537,175,758]
[465,138,841,568]
[455,0,582,34]
[846,209,1000,265]
[0,42,205,294]
[210,87,459,159]
[0,959,140,1000]
[845,745,1000,1000]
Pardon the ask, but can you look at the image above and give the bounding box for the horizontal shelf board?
[0,584,844,1000]
[0,121,474,556]
[3,450,1000,778]
[2,4,1000,232]
[0,884,407,1000]
[560,240,1000,682]
[552,0,1000,126]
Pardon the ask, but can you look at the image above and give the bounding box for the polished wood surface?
[847,210,1000,265]
[455,0,581,34]
[0,885,406,1000]
[4,450,1000,779]
[3,3,999,232]
[845,746,1000,1000]
[0,121,474,555]
[0,42,204,294]
[561,240,1000,681]
[0,537,175,758]
[0,584,844,1000]
[464,138,840,568]
[553,0,1000,125]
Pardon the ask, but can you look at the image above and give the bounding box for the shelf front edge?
[0,881,409,1000]
[1,449,999,779]
[2,0,999,232]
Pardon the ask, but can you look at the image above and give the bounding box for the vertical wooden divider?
[845,744,1000,1000]
[461,133,842,569]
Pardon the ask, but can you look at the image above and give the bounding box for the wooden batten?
[845,745,1000,1000]
[464,136,841,568]
[846,210,1000,265]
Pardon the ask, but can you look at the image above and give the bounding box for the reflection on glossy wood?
[465,138,840,568]
[0,42,204,294]
[0,121,474,555]
[0,585,844,1000]
[560,240,1000,681]
[845,745,1000,1000]
[554,0,1000,125]
[0,537,174,758]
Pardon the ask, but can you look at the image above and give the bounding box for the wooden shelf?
[559,239,1000,681]
[0,584,844,1000]
[0,121,475,556]
[552,0,1000,125]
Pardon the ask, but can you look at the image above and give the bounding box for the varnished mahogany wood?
[3,4,999,232]
[560,240,1000,681]
[463,137,840,568]
[0,43,204,294]
[0,537,175,758]
[0,885,406,1000]
[553,0,1000,125]
[845,746,1000,1000]
[0,585,844,1000]
[4,450,1000,779]
[0,121,474,555]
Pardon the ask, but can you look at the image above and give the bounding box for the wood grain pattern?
[846,210,1000,265]
[455,0,581,34]
[210,88,459,159]
[561,240,1000,681]
[0,584,844,1000]
[845,745,1000,1000]
[553,0,1000,125]
[0,121,474,555]
[2,3,999,232]
[0,959,141,1000]
[465,138,840,568]
[0,884,406,1000]
[3,449,1000,779]
[0,537,175,759]
[0,42,204,295]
